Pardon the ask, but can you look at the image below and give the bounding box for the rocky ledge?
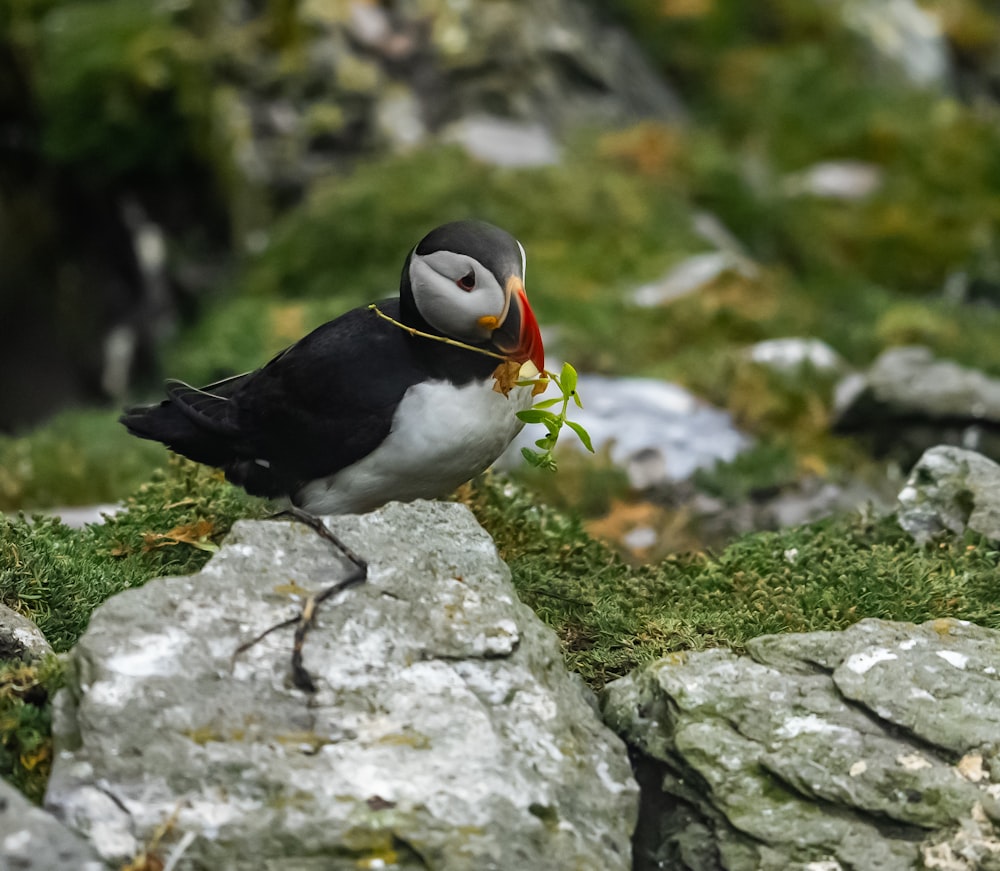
[603,618,1000,871]
[43,502,638,870]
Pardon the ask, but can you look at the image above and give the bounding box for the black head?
[398,220,543,371]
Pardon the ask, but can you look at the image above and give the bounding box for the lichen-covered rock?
[0,777,104,871]
[897,445,1000,544]
[189,0,686,235]
[602,618,1000,871]
[0,603,52,662]
[45,501,637,870]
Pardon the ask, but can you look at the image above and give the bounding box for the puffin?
[121,219,545,513]
[121,220,545,690]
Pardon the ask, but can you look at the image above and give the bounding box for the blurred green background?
[3,0,1000,551]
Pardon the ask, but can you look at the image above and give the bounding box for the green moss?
[0,655,62,804]
[4,463,1000,799]
[462,475,1000,687]
[693,442,798,504]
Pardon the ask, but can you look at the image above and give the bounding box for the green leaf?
[565,419,595,453]
[520,447,545,466]
[530,398,562,410]
[559,362,578,396]
[517,408,558,424]
[535,436,555,449]
[189,539,221,553]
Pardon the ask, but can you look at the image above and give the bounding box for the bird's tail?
[120,401,233,468]
[120,374,249,469]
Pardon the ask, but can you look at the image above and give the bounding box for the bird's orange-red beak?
[490,276,544,372]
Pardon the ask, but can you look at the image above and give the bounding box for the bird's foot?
[232,507,367,692]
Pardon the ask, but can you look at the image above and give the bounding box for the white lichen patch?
[898,638,925,651]
[105,628,187,678]
[776,714,849,740]
[896,753,933,771]
[935,650,969,669]
[843,647,898,675]
[2,831,31,853]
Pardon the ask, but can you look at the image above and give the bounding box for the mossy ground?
[0,656,62,804]
[461,475,1000,686]
[5,461,1000,801]
[0,409,165,512]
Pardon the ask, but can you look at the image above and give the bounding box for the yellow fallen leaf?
[142,519,219,553]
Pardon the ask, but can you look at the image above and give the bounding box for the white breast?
[294,378,535,514]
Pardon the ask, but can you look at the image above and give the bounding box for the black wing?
[230,301,427,495]
[122,301,426,498]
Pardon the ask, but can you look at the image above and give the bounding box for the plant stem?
[368,304,512,363]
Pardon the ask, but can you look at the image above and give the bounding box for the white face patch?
[409,251,507,342]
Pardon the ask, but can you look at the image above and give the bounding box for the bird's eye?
[456,270,476,291]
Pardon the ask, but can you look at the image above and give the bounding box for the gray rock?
[781,159,883,200]
[631,251,754,308]
[441,115,560,167]
[836,346,1000,424]
[374,85,427,151]
[46,503,122,529]
[0,778,104,871]
[46,501,638,870]
[833,346,1000,463]
[897,445,1000,544]
[602,618,1000,871]
[0,603,52,662]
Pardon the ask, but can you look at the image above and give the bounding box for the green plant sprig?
[368,305,594,472]
[515,362,593,471]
